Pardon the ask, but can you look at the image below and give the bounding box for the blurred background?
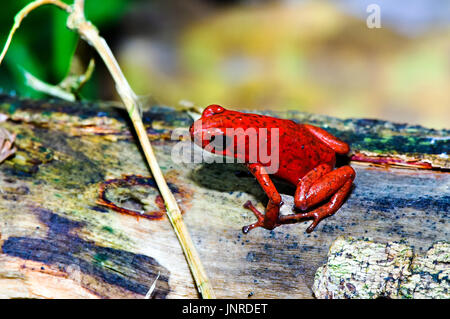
[0,0,448,128]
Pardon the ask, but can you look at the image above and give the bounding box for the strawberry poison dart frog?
[190,105,355,234]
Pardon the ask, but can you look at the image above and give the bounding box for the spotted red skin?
[190,104,355,233]
[191,106,345,183]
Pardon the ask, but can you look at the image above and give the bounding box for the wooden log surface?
[0,94,448,298]
[313,237,449,299]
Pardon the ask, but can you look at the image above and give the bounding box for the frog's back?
[217,111,337,185]
[272,120,336,185]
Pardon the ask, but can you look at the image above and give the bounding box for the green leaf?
[52,8,78,81]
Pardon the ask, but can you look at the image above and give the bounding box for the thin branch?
[21,67,76,101]
[0,0,215,298]
[0,0,71,65]
[60,58,95,92]
[20,58,95,101]
[145,271,160,299]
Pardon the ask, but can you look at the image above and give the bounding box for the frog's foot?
[242,200,264,234]
[279,211,320,233]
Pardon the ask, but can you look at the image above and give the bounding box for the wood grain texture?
[0,95,448,298]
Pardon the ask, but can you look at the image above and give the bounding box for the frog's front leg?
[242,163,282,234]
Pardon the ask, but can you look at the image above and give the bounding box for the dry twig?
[0,0,215,298]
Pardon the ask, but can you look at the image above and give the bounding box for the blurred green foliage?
[0,0,129,99]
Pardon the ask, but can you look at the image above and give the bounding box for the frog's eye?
[202,104,225,118]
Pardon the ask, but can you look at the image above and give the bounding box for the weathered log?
[0,94,448,298]
[313,237,449,299]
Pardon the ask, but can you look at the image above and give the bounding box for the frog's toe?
[243,200,253,209]
[243,200,264,219]
[242,224,252,234]
[306,217,320,233]
[242,221,263,234]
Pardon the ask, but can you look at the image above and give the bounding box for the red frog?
[190,104,355,234]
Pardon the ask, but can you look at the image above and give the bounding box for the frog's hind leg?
[282,165,355,232]
[294,163,333,210]
[304,124,349,154]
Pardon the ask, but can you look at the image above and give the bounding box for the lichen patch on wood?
[313,237,449,299]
